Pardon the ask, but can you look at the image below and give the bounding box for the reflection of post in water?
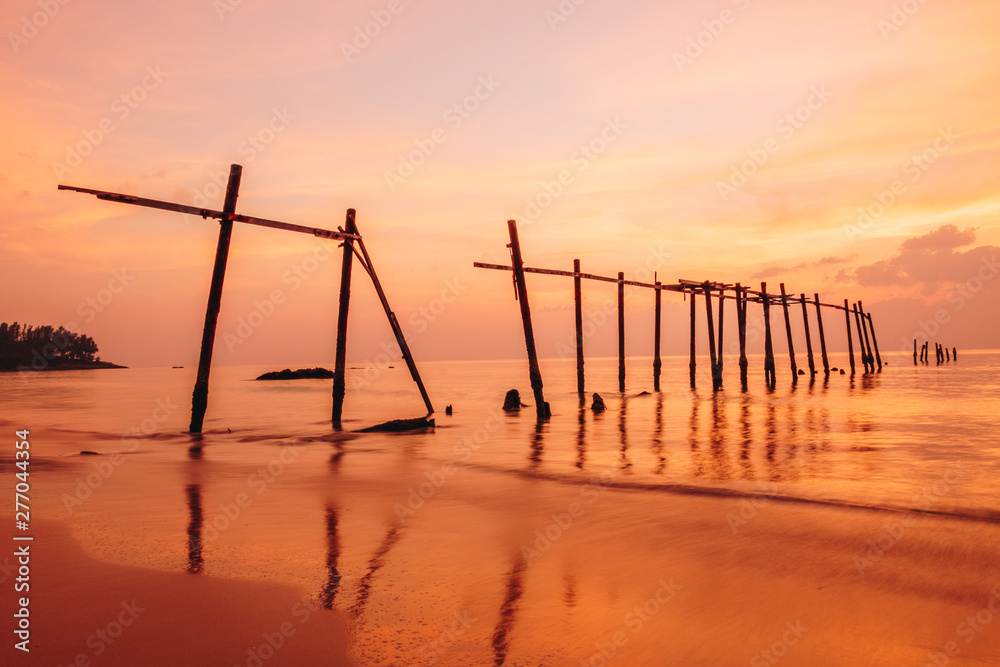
[709,392,731,481]
[320,505,342,609]
[618,395,632,472]
[529,421,545,469]
[688,395,704,478]
[575,406,586,470]
[784,401,799,478]
[351,526,401,617]
[491,553,527,667]
[652,393,666,475]
[564,572,577,609]
[185,484,204,574]
[738,395,754,480]
[765,403,778,481]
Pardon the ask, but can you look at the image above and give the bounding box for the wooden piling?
[858,302,875,373]
[845,299,856,375]
[574,259,584,399]
[946,346,951,362]
[953,347,957,361]
[913,339,918,366]
[331,209,357,430]
[853,304,869,374]
[737,284,749,392]
[716,286,725,387]
[508,220,547,420]
[189,164,242,434]
[689,290,697,389]
[653,278,662,392]
[704,284,720,391]
[761,283,776,388]
[779,283,798,383]
[866,311,882,372]
[618,271,625,393]
[813,294,829,377]
[799,295,816,377]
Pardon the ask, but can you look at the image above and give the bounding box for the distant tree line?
[0,322,100,370]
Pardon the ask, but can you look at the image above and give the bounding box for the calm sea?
[3,349,999,665]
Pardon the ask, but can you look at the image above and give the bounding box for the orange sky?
[2,0,999,367]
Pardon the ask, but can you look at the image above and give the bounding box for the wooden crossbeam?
[58,185,359,241]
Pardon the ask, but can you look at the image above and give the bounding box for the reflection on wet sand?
[184,483,204,574]
[651,393,666,475]
[320,505,342,610]
[490,554,527,667]
[351,526,402,617]
[618,394,631,472]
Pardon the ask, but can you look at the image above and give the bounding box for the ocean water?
[3,350,1000,665]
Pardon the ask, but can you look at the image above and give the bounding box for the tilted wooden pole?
[507,220,547,420]
[779,283,798,383]
[618,272,625,393]
[853,304,869,373]
[653,277,662,392]
[331,209,357,429]
[704,284,720,391]
[574,259,585,399]
[761,282,775,388]
[189,164,242,434]
[858,301,875,374]
[866,311,882,372]
[800,295,816,378]
[844,298,856,375]
[813,294,830,377]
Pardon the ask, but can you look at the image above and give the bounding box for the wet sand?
[3,520,353,666]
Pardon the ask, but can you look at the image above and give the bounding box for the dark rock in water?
[591,393,606,412]
[503,389,527,411]
[80,450,101,456]
[831,367,838,371]
[839,369,846,375]
[256,367,335,381]
[445,405,453,415]
[357,417,435,432]
[172,366,184,369]
[797,369,805,375]
[636,391,651,396]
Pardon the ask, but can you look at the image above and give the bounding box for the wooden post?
[653,278,662,392]
[813,294,829,377]
[779,283,798,383]
[866,311,882,372]
[331,209,357,429]
[716,286,725,387]
[618,271,625,393]
[858,301,874,373]
[853,304,869,373]
[189,164,242,434]
[761,283,775,388]
[800,295,816,378]
[953,347,957,361]
[737,284,749,392]
[574,259,584,399]
[689,289,697,389]
[508,220,547,420]
[913,339,918,366]
[946,346,951,362]
[844,299,856,375]
[704,284,720,391]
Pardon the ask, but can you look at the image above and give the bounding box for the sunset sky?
[2,0,999,368]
